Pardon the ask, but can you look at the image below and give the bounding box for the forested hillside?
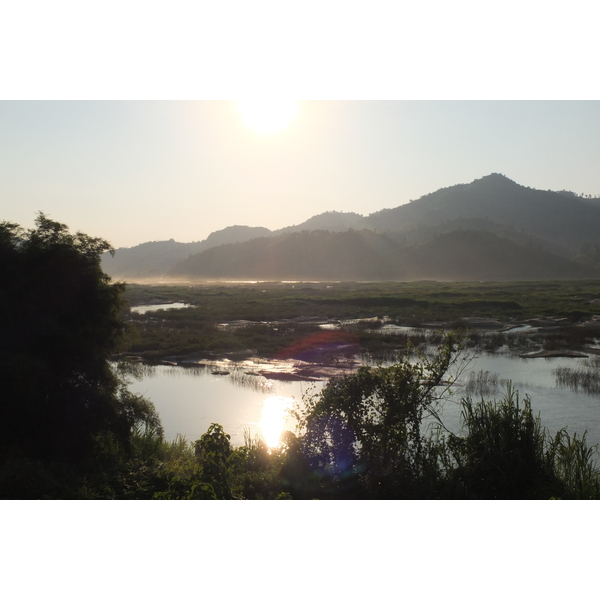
[170,228,597,281]
[171,229,403,280]
[398,230,595,281]
[363,173,600,253]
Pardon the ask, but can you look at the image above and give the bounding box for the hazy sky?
[1,100,599,248]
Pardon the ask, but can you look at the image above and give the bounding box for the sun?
[260,395,294,448]
[237,100,298,134]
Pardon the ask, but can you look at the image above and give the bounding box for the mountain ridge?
[101,173,600,281]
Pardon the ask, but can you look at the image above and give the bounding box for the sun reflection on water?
[260,395,294,447]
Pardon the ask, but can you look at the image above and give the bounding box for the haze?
[1,100,599,248]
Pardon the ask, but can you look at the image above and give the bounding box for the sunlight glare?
[238,100,298,134]
[260,395,294,447]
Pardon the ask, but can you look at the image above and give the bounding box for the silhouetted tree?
[294,334,462,498]
[0,214,159,468]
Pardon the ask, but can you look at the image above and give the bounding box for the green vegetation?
[121,279,600,360]
[290,334,462,499]
[117,336,600,500]
[443,388,600,499]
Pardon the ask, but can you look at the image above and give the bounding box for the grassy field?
[120,280,600,360]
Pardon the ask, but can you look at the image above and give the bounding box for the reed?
[448,384,554,498]
[464,369,501,396]
[554,355,600,394]
[445,382,600,498]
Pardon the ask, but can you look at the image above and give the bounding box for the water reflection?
[123,349,600,449]
[260,395,295,447]
[125,362,320,446]
[464,369,502,396]
[131,303,191,314]
[131,362,276,393]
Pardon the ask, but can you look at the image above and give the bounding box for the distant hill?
[200,225,272,249]
[102,173,600,280]
[170,229,403,280]
[101,239,204,279]
[363,173,600,253]
[102,225,272,279]
[170,228,597,281]
[386,217,569,257]
[275,211,365,234]
[579,196,600,209]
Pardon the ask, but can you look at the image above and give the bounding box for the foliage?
[228,432,289,500]
[546,430,600,499]
[153,424,241,499]
[153,425,291,500]
[286,341,600,500]
[0,214,162,497]
[292,333,464,498]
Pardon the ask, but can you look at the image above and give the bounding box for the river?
[126,304,600,449]
[126,352,600,449]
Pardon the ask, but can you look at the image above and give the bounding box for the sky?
[1,100,599,248]
[2,2,599,250]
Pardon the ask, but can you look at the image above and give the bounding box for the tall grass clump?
[130,423,167,463]
[546,430,600,499]
[447,385,559,499]
[445,383,600,499]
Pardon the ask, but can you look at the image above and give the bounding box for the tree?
[293,334,464,498]
[0,214,160,468]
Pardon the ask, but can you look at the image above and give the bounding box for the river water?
[127,304,600,448]
[126,352,600,449]
[130,303,191,314]
[127,364,323,447]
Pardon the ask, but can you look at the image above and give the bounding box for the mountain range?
[101,173,600,281]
